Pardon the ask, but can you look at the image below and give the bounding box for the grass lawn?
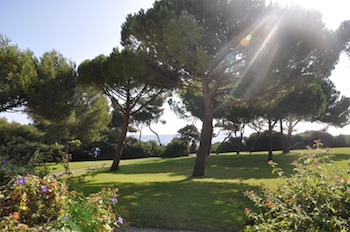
[54,148,350,231]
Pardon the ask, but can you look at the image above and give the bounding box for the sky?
[0,0,350,136]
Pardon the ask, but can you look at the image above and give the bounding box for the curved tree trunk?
[110,93,131,171]
[192,100,213,177]
[216,132,232,154]
[149,124,162,145]
[110,112,130,170]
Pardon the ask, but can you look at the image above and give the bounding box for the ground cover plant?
[75,148,350,231]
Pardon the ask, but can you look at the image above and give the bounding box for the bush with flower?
[0,174,127,231]
[0,144,127,231]
[243,140,350,231]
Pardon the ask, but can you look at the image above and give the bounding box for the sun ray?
[225,11,285,99]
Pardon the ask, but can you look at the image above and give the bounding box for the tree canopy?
[26,50,77,122]
[121,0,347,176]
[0,34,37,112]
[78,48,178,170]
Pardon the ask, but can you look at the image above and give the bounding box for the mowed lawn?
[54,148,350,232]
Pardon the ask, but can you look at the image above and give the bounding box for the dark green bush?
[161,138,189,158]
[147,140,165,157]
[122,137,152,159]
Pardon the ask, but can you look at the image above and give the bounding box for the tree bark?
[110,112,130,170]
[284,123,293,154]
[149,124,162,145]
[249,132,260,153]
[280,119,287,153]
[283,115,300,154]
[110,94,131,171]
[267,119,276,161]
[192,110,213,177]
[64,139,69,155]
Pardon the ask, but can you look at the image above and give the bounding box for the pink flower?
[12,212,19,220]
[18,224,28,229]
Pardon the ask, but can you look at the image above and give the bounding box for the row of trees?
[1,0,350,177]
[213,130,350,154]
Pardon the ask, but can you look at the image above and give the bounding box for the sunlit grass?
[48,149,350,231]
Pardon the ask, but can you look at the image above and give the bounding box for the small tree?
[79,48,177,170]
[177,124,200,154]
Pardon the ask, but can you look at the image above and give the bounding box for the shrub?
[243,141,350,231]
[147,140,165,157]
[0,143,61,185]
[0,174,127,231]
[0,146,127,231]
[122,137,152,159]
[161,138,189,158]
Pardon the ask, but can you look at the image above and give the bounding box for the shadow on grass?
[94,153,300,180]
[83,178,256,232]
[80,151,350,231]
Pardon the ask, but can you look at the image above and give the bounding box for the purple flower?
[111,196,117,204]
[42,185,48,192]
[2,160,8,163]
[117,216,123,224]
[16,177,26,185]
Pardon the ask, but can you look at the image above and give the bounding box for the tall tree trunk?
[267,119,276,161]
[284,115,300,154]
[285,122,293,154]
[111,94,131,171]
[192,100,213,177]
[280,119,287,153]
[64,139,69,155]
[110,113,130,170]
[249,132,260,153]
[235,125,245,155]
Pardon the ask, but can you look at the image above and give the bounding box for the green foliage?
[122,137,165,159]
[122,137,152,159]
[26,50,77,122]
[34,86,111,150]
[245,131,283,152]
[0,174,68,229]
[0,119,62,184]
[161,138,189,158]
[0,146,127,231]
[244,142,350,231]
[147,140,166,157]
[0,174,126,231]
[215,137,246,153]
[0,34,37,112]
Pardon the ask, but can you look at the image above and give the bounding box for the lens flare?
[240,34,252,47]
